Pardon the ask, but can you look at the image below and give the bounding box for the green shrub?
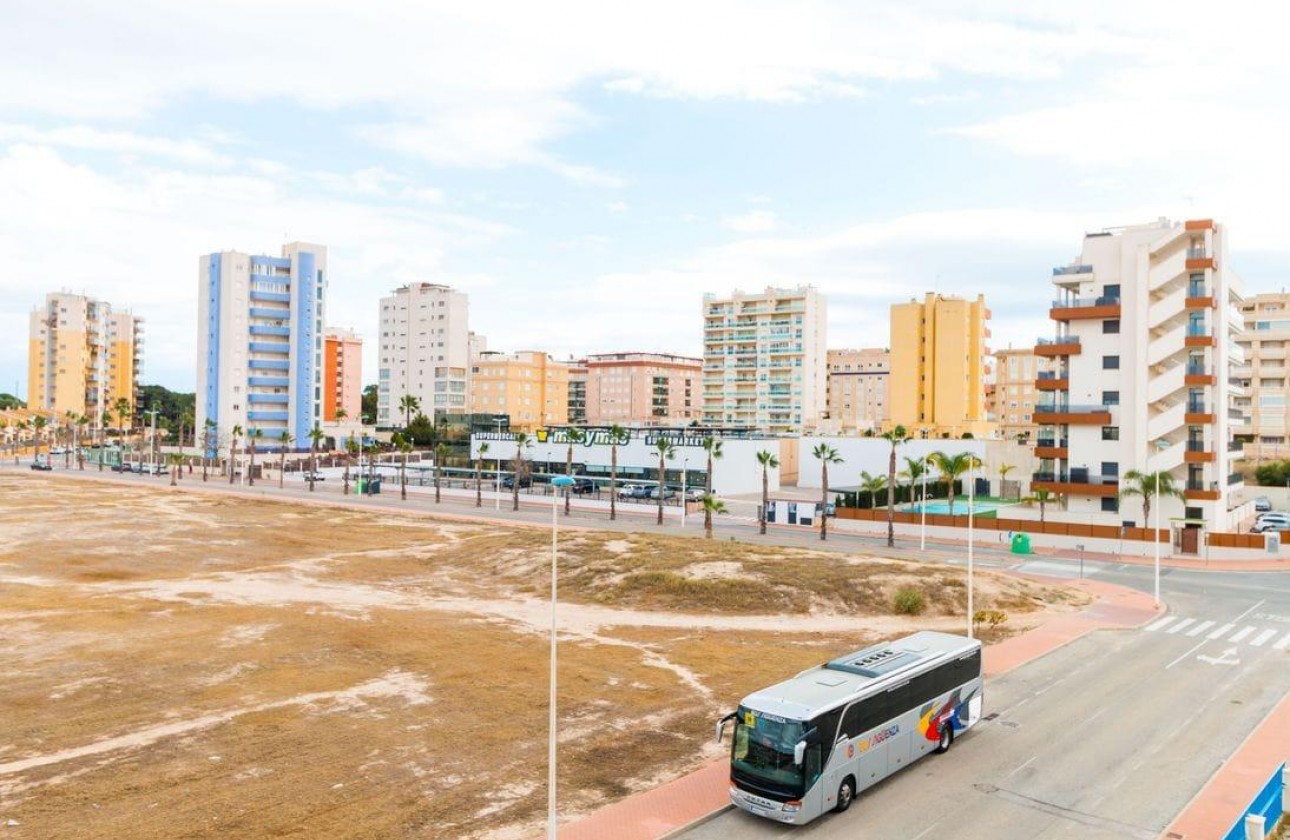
[892,587,926,615]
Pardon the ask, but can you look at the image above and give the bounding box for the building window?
[1101,497,1119,513]
[1101,461,1119,478]
[1102,426,1119,441]
[1102,390,1120,406]
[1102,319,1120,334]
[1103,284,1120,299]
[1102,355,1120,370]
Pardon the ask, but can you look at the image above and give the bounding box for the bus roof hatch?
[824,647,922,678]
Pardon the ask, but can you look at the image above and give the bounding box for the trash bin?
[1010,532,1031,555]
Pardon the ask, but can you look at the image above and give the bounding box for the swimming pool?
[905,499,1013,516]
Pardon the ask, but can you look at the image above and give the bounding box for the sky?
[4,0,1290,395]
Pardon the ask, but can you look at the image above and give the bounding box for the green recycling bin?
[1010,532,1031,555]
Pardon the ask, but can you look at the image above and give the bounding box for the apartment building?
[469,351,569,432]
[28,292,143,426]
[888,293,993,438]
[322,328,362,423]
[1032,218,1247,539]
[377,283,470,427]
[584,352,701,426]
[1234,293,1290,460]
[823,348,889,433]
[196,243,326,452]
[701,286,827,433]
[993,348,1051,441]
[567,358,588,424]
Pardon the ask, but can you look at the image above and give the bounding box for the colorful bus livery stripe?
[857,725,899,752]
[918,687,978,741]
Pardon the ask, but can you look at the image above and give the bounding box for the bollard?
[1244,813,1264,840]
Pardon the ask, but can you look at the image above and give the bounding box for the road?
[11,466,1290,838]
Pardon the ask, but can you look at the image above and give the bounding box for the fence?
[1223,762,1285,840]
[832,507,1167,542]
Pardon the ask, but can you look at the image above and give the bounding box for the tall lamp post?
[548,474,574,840]
[495,416,505,511]
[920,450,928,552]
[967,454,976,639]
[144,409,159,472]
[680,458,689,528]
[1153,438,1169,607]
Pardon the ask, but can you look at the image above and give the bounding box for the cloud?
[0,123,233,166]
[722,210,778,233]
[606,201,629,213]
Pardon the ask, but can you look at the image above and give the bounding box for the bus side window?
[805,743,823,787]
[840,703,864,740]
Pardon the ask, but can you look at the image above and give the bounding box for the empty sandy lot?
[0,474,1086,838]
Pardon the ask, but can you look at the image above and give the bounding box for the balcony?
[1184,440,1215,463]
[1052,264,1094,277]
[1033,436,1069,459]
[1031,471,1120,497]
[1229,438,1245,452]
[1185,249,1216,271]
[1184,400,1215,424]
[1184,480,1221,501]
[1035,371,1069,391]
[1228,471,1244,486]
[1035,335,1082,357]
[1033,403,1113,425]
[1184,363,1216,386]
[1050,295,1121,321]
[1185,293,1216,310]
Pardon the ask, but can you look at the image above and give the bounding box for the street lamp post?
[495,416,505,511]
[1153,438,1169,607]
[967,457,976,639]
[681,458,688,528]
[920,450,928,552]
[548,474,574,840]
[144,410,159,472]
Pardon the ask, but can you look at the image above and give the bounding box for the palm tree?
[475,442,489,507]
[1022,488,1057,523]
[399,394,420,431]
[308,424,324,492]
[343,437,359,495]
[563,428,587,516]
[202,419,217,481]
[880,425,909,547]
[859,470,888,498]
[247,428,263,486]
[179,410,194,469]
[32,415,47,463]
[1119,470,1186,527]
[701,437,724,538]
[756,450,779,535]
[435,442,448,503]
[63,411,75,469]
[76,414,89,470]
[653,437,676,525]
[168,453,182,486]
[608,424,627,521]
[929,451,982,516]
[277,430,292,488]
[228,424,242,485]
[998,463,1016,500]
[701,494,728,539]
[812,443,843,541]
[391,432,411,501]
[511,432,531,512]
[98,410,111,471]
[113,397,132,447]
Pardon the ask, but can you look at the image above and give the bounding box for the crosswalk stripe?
[1187,620,1216,637]
[1230,626,1256,643]
[1274,633,1290,651]
[1166,618,1196,634]
[1145,616,1176,632]
[1209,624,1235,640]
[1250,629,1277,647]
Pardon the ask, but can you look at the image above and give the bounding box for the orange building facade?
[322,328,362,423]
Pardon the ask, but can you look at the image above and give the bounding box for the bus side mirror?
[716,712,736,743]
[794,741,806,766]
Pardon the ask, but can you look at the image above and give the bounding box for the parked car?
[110,462,131,473]
[130,463,145,474]
[570,477,596,495]
[617,484,650,500]
[1251,514,1290,533]
[648,485,677,501]
[683,487,706,502]
[501,475,532,489]
[30,460,52,471]
[1253,497,1273,513]
[302,471,326,482]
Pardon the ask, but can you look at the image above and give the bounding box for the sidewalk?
[549,578,1164,840]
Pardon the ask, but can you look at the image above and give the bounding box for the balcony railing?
[1187,401,1208,414]
[1186,324,1210,337]
[1228,472,1244,486]
[1035,438,1069,449]
[1036,403,1109,414]
[1188,248,1208,259]
[1186,479,1211,492]
[1186,440,1206,452]
[1051,295,1120,308]
[1032,472,1118,486]
[1036,335,1081,346]
[1052,264,1094,276]
[1036,371,1063,381]
[1229,439,1245,452]
[1229,408,1246,420]
[1188,285,1208,298]
[1186,363,1209,375]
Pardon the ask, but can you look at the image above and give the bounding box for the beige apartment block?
[888,293,993,438]
[823,348,889,433]
[584,352,701,426]
[567,358,588,424]
[1235,292,1290,460]
[1033,218,1247,539]
[993,347,1051,441]
[27,292,142,428]
[378,283,471,426]
[322,328,362,423]
[701,286,827,432]
[470,350,569,432]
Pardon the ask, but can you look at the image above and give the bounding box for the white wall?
[794,436,987,489]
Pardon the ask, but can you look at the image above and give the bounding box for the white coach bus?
[716,631,983,825]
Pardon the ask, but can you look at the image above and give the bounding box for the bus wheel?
[834,777,855,813]
[935,724,954,754]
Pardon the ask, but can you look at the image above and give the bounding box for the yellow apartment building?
[992,347,1051,441]
[469,350,570,432]
[27,292,142,428]
[888,293,993,438]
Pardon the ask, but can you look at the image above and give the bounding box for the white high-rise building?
[701,286,827,432]
[377,283,471,427]
[1033,219,1248,539]
[196,242,327,454]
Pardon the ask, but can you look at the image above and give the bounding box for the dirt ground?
[0,474,1089,839]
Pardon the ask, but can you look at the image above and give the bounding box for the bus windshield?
[731,706,805,793]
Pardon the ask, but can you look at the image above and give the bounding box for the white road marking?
[1209,624,1235,640]
[1145,616,1176,632]
[1186,620,1216,637]
[1249,629,1277,647]
[1197,647,1241,666]
[1229,626,1256,643]
[1007,755,1038,777]
[1274,633,1290,651]
[1166,618,1195,634]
